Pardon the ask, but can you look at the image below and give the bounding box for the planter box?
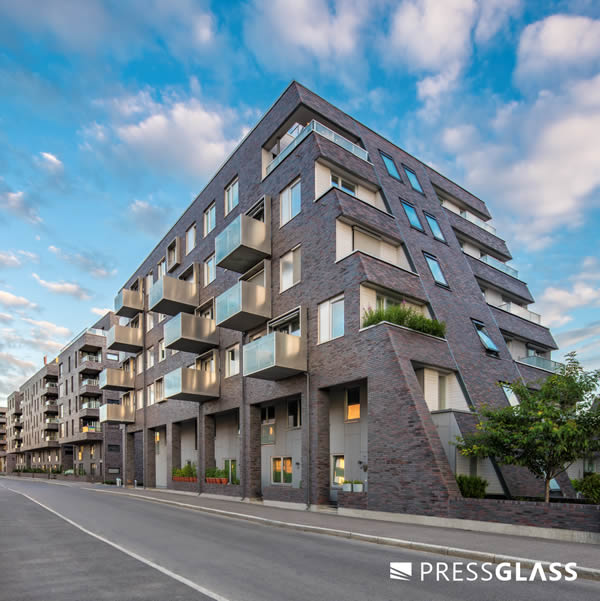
[205,477,229,484]
[353,483,364,493]
[342,483,352,492]
[172,476,198,483]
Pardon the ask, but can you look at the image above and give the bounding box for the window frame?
[279,245,301,292]
[332,454,345,486]
[287,399,301,429]
[280,178,301,227]
[424,212,446,242]
[185,223,196,255]
[345,387,361,422]
[225,178,239,216]
[473,320,499,354]
[380,151,402,180]
[401,200,424,231]
[424,252,449,287]
[225,344,240,378]
[204,253,216,286]
[203,202,216,236]
[403,165,424,193]
[271,456,293,485]
[331,172,356,196]
[318,294,345,344]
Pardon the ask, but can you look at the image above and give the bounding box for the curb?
[89,489,600,582]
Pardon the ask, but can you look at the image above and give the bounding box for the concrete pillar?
[144,428,156,488]
[243,404,261,499]
[167,421,181,489]
[125,432,136,485]
[309,387,330,506]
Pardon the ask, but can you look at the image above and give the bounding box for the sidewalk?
[89,485,600,574]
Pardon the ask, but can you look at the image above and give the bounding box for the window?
[272,456,292,484]
[318,294,344,343]
[146,272,153,295]
[280,246,301,291]
[280,179,301,226]
[402,201,423,230]
[197,302,213,320]
[404,166,423,192]
[501,383,519,406]
[108,444,120,453]
[287,399,301,428]
[380,152,401,179]
[346,387,360,421]
[225,178,239,215]
[136,353,143,375]
[425,213,445,242]
[261,405,275,444]
[225,344,239,377]
[204,202,216,236]
[332,455,345,485]
[197,352,215,373]
[473,320,499,353]
[158,339,165,362]
[146,312,154,332]
[224,458,237,483]
[158,259,166,280]
[273,313,301,336]
[155,378,164,403]
[331,173,356,196]
[90,444,95,458]
[147,346,154,369]
[186,224,196,254]
[424,253,448,286]
[107,352,118,361]
[147,383,155,406]
[78,446,83,461]
[204,254,216,286]
[136,389,143,410]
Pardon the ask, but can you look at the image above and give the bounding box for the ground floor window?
[332,455,345,485]
[90,463,96,476]
[272,456,292,484]
[78,464,85,476]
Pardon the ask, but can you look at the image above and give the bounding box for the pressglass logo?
[389,561,578,583]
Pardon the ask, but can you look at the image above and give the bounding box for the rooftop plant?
[362,304,446,338]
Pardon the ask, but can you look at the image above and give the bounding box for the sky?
[0,0,599,403]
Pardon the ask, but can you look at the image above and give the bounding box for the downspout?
[241,331,247,500]
[305,371,310,509]
[142,279,148,488]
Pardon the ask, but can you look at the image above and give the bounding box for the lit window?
[424,253,448,286]
[186,224,196,254]
[473,320,499,353]
[204,254,216,286]
[380,152,401,179]
[225,344,239,377]
[225,179,239,215]
[332,455,345,485]
[346,387,360,421]
[331,173,356,196]
[287,399,301,428]
[203,202,216,236]
[318,294,344,343]
[280,179,301,226]
[272,456,292,484]
[402,201,423,230]
[280,246,301,292]
[425,213,445,241]
[404,166,423,193]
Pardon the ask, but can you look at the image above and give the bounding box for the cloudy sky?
[0,0,599,402]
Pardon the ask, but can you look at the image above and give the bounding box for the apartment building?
[0,406,6,472]
[91,81,562,514]
[55,312,123,479]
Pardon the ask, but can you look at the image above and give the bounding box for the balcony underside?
[100,368,135,392]
[164,313,218,354]
[149,277,197,316]
[218,310,270,332]
[218,245,270,274]
[164,367,219,403]
[100,403,135,424]
[107,325,143,353]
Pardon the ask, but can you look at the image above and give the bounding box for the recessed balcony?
[44,418,59,430]
[45,434,59,442]
[107,325,143,353]
[164,313,218,354]
[44,401,59,414]
[149,276,198,315]
[243,332,307,380]
[80,378,101,397]
[99,368,135,391]
[114,288,144,318]
[99,401,135,424]
[163,367,219,402]
[215,214,270,273]
[79,354,103,374]
[215,280,271,331]
[498,302,542,325]
[517,355,563,373]
[42,382,58,398]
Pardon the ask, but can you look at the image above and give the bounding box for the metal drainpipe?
[305,370,310,508]
[241,331,247,500]
[142,280,148,488]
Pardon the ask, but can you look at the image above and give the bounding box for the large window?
[401,201,423,230]
[186,224,196,254]
[225,344,239,377]
[280,179,301,226]
[424,253,448,286]
[272,456,292,484]
[318,294,344,343]
[203,202,216,236]
[204,254,216,286]
[425,213,445,242]
[346,387,360,421]
[404,166,423,193]
[280,246,301,291]
[380,152,401,179]
[473,320,499,353]
[331,173,356,196]
[147,382,155,406]
[225,178,239,216]
[332,455,345,485]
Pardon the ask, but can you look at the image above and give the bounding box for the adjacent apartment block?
[94,81,564,515]
[0,405,6,472]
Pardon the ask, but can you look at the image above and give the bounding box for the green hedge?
[172,463,197,478]
[572,473,600,504]
[456,474,488,498]
[362,305,446,338]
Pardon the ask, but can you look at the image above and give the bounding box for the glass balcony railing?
[82,425,102,433]
[163,367,219,402]
[215,214,270,273]
[99,368,135,391]
[107,324,143,353]
[81,378,99,388]
[45,418,59,424]
[459,210,497,235]
[164,313,218,354]
[45,434,59,442]
[114,287,144,318]
[266,120,369,176]
[479,254,519,279]
[518,355,563,373]
[243,331,306,380]
[81,400,101,410]
[499,302,542,325]
[215,280,270,331]
[149,276,198,315]
[100,402,135,424]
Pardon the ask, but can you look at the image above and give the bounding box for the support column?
[144,428,156,488]
[243,404,261,499]
[309,387,330,506]
[167,421,181,489]
[125,431,135,485]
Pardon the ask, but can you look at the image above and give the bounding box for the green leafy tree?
[457,353,600,502]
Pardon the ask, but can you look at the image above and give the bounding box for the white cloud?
[0,290,37,310]
[0,312,13,323]
[39,151,63,171]
[128,199,172,236]
[21,317,71,339]
[0,251,21,268]
[32,273,91,300]
[516,15,600,84]
[0,351,36,373]
[537,282,600,327]
[0,187,43,224]
[474,0,521,43]
[556,321,600,349]
[91,307,111,316]
[0,326,63,353]
[48,245,116,279]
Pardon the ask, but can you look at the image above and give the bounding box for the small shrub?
[362,304,446,338]
[205,467,218,478]
[456,474,488,498]
[572,474,600,504]
[353,480,363,485]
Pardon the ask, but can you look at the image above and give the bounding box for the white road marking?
[2,483,235,601]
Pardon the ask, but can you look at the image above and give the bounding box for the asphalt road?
[1,479,599,601]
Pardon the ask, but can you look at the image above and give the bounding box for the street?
[1,478,599,601]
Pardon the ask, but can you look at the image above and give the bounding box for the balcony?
[79,354,103,374]
[81,425,102,433]
[100,401,135,424]
[149,276,198,316]
[44,401,59,413]
[243,332,307,380]
[499,302,542,325]
[115,287,144,318]
[215,214,271,273]
[517,355,563,373]
[164,313,218,354]
[163,367,219,402]
[107,324,143,353]
[99,368,135,391]
[479,254,519,279]
[44,418,59,430]
[45,434,59,442]
[266,120,369,176]
[42,382,58,397]
[80,378,101,396]
[215,280,271,331]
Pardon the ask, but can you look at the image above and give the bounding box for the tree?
[457,353,600,502]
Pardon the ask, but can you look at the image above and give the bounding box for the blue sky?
[0,0,599,402]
